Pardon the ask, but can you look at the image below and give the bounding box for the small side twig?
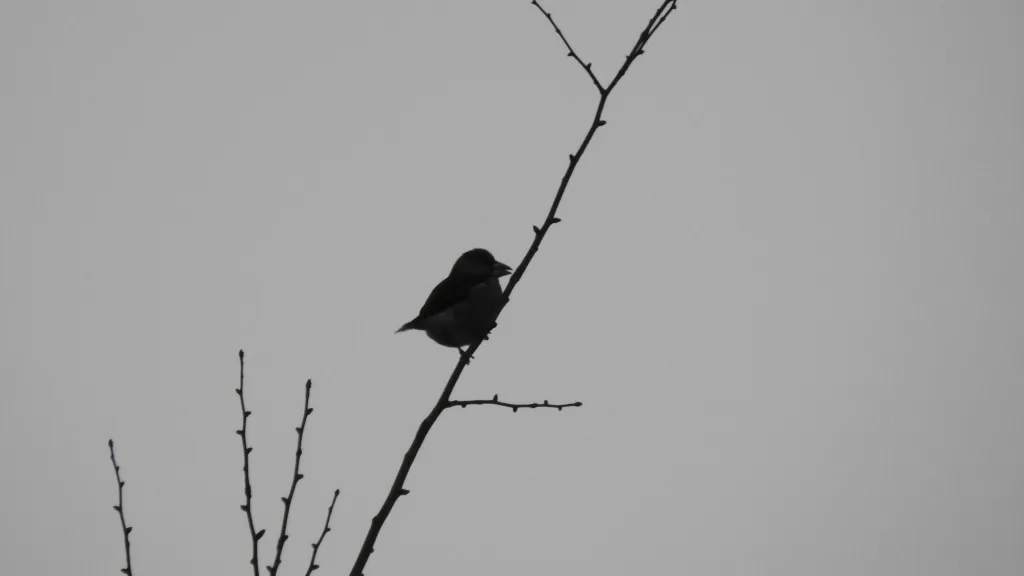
[108,439,134,576]
[448,394,583,412]
[530,0,605,93]
[268,379,315,576]
[236,350,265,576]
[304,489,341,576]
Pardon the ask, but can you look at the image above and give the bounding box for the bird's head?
[452,248,512,279]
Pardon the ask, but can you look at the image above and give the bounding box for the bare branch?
[107,439,134,576]
[268,379,315,576]
[304,489,341,576]
[349,3,680,574]
[645,1,678,47]
[449,395,583,412]
[347,360,467,576]
[236,350,264,576]
[608,0,679,93]
[531,0,605,93]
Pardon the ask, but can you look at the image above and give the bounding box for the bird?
[396,248,512,353]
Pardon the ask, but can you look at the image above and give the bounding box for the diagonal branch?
[531,0,605,93]
[236,350,265,576]
[347,356,472,576]
[607,0,678,93]
[645,2,677,48]
[449,394,583,412]
[305,489,341,576]
[268,379,315,576]
[107,439,134,576]
[349,3,681,575]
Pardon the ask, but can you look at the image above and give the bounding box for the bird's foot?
[459,348,474,364]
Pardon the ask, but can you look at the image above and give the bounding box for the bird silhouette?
[397,248,512,353]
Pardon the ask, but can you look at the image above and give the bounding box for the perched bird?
[396,248,512,351]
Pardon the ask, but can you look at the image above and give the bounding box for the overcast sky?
[2,1,1022,575]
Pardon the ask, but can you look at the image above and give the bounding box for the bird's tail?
[395,318,421,333]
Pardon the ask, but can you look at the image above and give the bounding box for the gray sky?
[2,1,1022,575]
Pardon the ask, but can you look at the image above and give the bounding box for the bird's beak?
[493,261,513,278]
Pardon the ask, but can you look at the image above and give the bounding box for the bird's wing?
[416,274,484,320]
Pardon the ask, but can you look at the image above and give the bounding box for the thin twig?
[449,395,583,412]
[268,379,314,576]
[607,0,678,94]
[348,3,680,575]
[645,2,678,48]
[236,350,264,576]
[108,439,134,576]
[530,0,605,93]
[305,489,341,576]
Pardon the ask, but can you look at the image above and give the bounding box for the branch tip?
[531,0,605,92]
[236,351,261,576]
[270,376,318,576]
[108,439,134,576]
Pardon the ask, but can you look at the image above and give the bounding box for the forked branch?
[348,3,680,575]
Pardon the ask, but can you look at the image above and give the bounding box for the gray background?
[2,1,1022,575]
